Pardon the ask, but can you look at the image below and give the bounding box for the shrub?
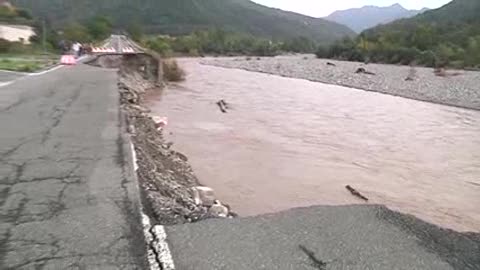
[147,38,172,56]
[18,64,37,72]
[315,46,329,58]
[0,38,12,53]
[162,59,185,82]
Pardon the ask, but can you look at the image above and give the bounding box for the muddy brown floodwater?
[147,59,480,232]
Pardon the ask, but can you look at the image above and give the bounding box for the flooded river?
[147,59,480,232]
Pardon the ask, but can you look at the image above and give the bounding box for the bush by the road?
[0,58,42,72]
[163,59,185,82]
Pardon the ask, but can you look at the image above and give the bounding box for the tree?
[127,22,143,42]
[146,37,172,56]
[315,46,329,58]
[465,36,480,66]
[63,23,90,42]
[435,43,455,65]
[282,37,316,53]
[0,38,12,53]
[16,9,32,20]
[87,16,112,40]
[0,6,15,19]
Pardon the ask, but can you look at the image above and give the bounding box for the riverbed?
[147,59,480,232]
[204,56,480,111]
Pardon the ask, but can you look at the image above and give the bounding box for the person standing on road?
[78,43,84,57]
[72,42,80,58]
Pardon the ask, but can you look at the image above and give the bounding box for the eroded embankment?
[88,54,234,225]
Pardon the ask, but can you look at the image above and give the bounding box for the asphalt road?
[165,205,480,270]
[0,70,25,83]
[102,35,144,54]
[0,64,147,269]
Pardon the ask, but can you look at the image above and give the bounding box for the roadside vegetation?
[0,3,32,24]
[0,57,41,72]
[162,59,185,82]
[0,38,58,72]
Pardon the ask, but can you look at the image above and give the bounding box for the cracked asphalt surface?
[0,65,147,269]
[165,205,480,270]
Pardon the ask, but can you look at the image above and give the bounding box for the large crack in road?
[0,64,148,269]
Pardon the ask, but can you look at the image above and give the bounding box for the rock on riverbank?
[203,56,480,111]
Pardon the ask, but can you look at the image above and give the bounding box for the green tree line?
[142,30,317,57]
[316,0,480,68]
[316,25,480,68]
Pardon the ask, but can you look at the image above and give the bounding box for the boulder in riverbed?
[355,67,375,75]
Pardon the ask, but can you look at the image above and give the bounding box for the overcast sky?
[251,0,452,17]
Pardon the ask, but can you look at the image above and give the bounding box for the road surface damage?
[88,53,235,225]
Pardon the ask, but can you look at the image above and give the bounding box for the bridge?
[91,35,145,54]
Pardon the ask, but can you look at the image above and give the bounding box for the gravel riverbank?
[203,56,480,111]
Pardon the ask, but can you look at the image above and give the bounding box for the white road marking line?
[1,54,90,78]
[130,142,139,171]
[0,69,28,75]
[0,81,14,88]
[131,142,175,270]
[142,213,162,270]
[0,64,64,87]
[151,225,176,270]
[29,65,64,76]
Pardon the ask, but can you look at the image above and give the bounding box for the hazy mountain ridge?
[11,0,355,44]
[325,3,428,33]
[318,0,480,68]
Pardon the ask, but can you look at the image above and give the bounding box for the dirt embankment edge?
[89,53,235,226]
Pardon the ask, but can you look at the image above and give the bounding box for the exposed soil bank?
[88,54,233,225]
[203,56,480,111]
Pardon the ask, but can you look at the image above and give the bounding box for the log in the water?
[345,185,369,202]
[216,99,228,113]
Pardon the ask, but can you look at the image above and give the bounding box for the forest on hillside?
[317,0,480,68]
[11,0,354,44]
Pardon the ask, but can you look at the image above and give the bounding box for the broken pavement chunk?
[192,186,216,207]
[208,200,229,218]
[152,116,168,130]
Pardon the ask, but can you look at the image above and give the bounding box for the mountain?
[325,3,428,33]
[318,0,480,68]
[363,0,480,47]
[10,0,355,44]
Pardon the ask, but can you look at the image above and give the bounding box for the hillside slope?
[11,0,355,44]
[325,4,427,33]
[319,0,480,68]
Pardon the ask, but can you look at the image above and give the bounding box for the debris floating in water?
[216,99,229,113]
[345,185,369,202]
